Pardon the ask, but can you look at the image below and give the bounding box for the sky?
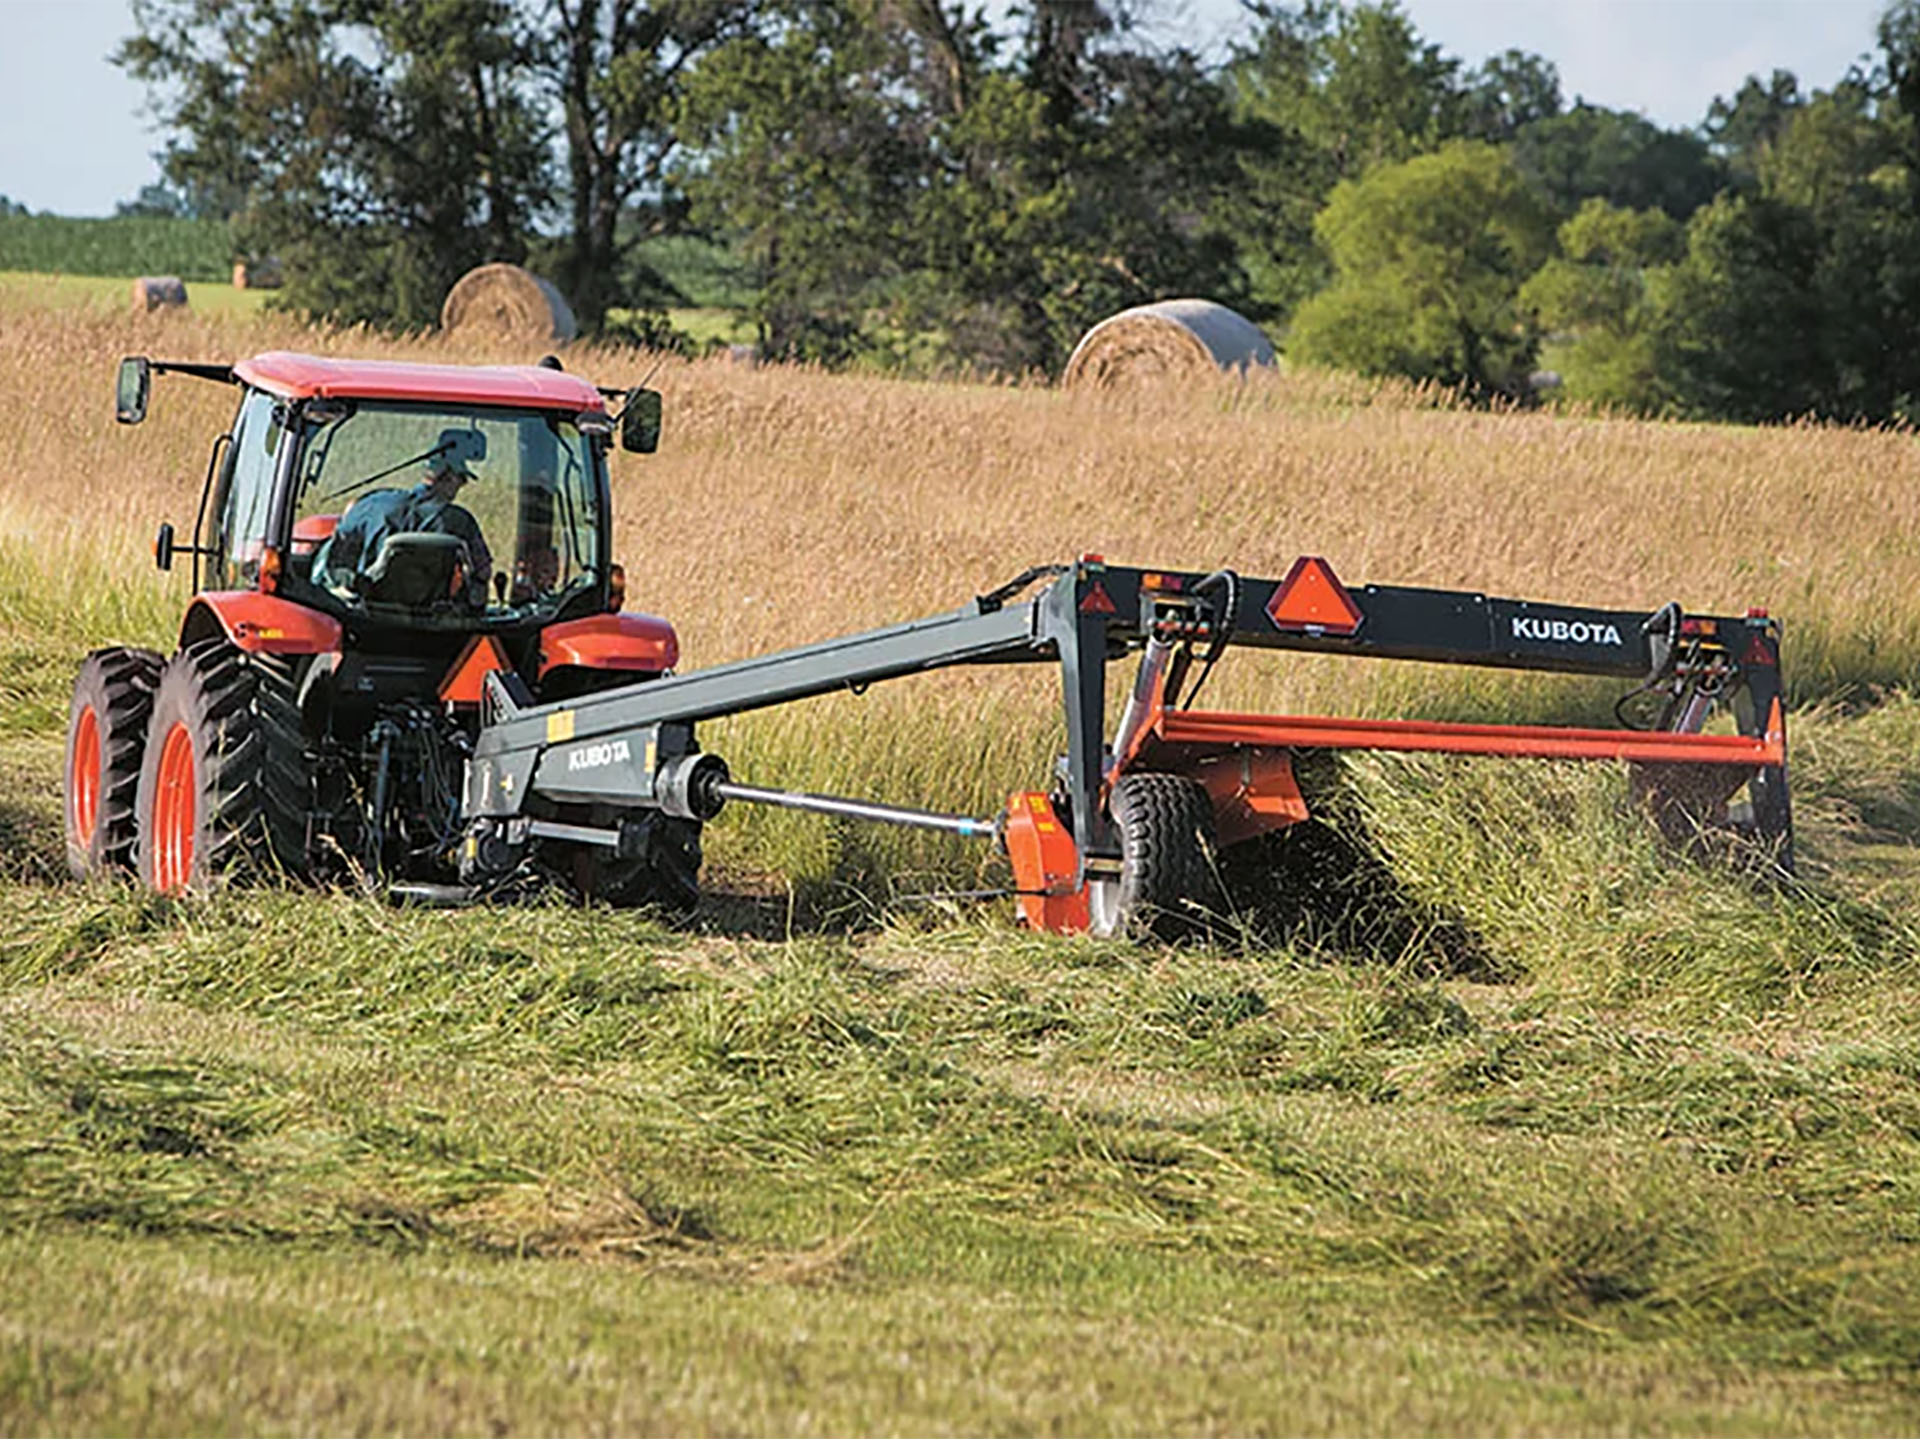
[0,0,1893,217]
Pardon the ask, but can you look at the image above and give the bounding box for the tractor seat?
[358,532,470,608]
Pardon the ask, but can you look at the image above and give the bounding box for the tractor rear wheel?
[134,639,312,894]
[65,646,164,879]
[1086,772,1224,942]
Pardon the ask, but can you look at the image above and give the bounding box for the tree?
[1703,68,1804,186]
[1519,199,1681,411]
[1460,47,1561,142]
[118,0,551,328]
[119,0,755,332]
[116,180,218,220]
[678,2,923,360]
[1758,81,1920,420]
[684,0,1248,373]
[1224,1,1475,317]
[546,0,758,331]
[1512,103,1722,220]
[1878,0,1920,178]
[1642,194,1827,422]
[1289,141,1552,396]
[909,36,1251,372]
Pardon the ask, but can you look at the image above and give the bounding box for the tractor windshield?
[290,401,603,618]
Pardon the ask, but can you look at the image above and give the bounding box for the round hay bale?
[440,263,577,344]
[232,258,284,290]
[131,276,188,312]
[1061,298,1276,389]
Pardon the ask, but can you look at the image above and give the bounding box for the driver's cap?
[433,427,487,476]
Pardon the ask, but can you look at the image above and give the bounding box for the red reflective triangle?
[1265,556,1362,634]
[438,634,510,704]
[1080,581,1118,615]
[1741,632,1776,667]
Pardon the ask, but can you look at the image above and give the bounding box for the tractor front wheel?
[65,646,164,879]
[1086,772,1225,942]
[135,639,312,894]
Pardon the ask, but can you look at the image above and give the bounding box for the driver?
[316,430,493,604]
[408,448,493,602]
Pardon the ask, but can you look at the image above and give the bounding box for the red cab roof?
[234,351,607,411]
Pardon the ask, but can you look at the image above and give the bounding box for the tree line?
[117,0,1920,424]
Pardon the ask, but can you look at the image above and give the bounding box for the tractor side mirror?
[154,522,175,572]
[116,356,152,425]
[620,388,662,454]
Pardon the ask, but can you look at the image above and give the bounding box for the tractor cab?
[127,352,674,702]
[129,352,658,628]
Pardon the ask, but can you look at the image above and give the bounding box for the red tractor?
[65,351,692,906]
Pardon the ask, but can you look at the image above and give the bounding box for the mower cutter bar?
[1156,706,1786,767]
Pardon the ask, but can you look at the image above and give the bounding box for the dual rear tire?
[65,639,701,910]
[63,639,311,892]
[65,647,165,878]
[134,639,311,892]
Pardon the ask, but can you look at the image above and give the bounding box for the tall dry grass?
[4,302,1918,878]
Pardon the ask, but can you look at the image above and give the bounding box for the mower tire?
[554,806,703,915]
[65,646,165,879]
[134,639,312,894]
[1087,772,1225,942]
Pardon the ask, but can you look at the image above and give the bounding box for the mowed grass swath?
[6,300,1920,1433]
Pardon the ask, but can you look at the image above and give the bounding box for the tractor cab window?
[214,389,286,590]
[290,401,604,618]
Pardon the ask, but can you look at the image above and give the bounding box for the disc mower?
[70,352,1793,941]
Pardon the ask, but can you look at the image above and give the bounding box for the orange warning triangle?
[438,634,510,704]
[1265,556,1362,634]
[1080,580,1118,615]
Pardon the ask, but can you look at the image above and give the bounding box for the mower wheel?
[134,639,312,894]
[65,646,165,879]
[556,806,703,916]
[1087,772,1225,942]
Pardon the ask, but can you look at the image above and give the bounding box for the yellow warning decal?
[547,710,576,743]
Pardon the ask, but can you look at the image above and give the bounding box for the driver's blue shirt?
[316,482,493,598]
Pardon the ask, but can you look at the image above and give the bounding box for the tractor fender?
[180,592,343,657]
[539,612,679,679]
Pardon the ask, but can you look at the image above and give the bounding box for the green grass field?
[0,214,232,283]
[0,270,272,319]
[4,301,1920,1433]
